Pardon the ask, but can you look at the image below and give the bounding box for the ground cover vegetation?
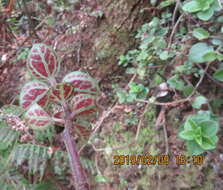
[0,0,223,189]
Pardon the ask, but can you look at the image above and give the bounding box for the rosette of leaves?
[20,43,99,131]
[179,111,219,155]
[19,43,100,190]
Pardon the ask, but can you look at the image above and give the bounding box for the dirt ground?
[0,0,223,189]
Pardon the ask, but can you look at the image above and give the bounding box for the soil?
[0,0,223,189]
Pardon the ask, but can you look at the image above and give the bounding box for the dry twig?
[137,61,212,107]
[172,0,181,26]
[168,14,184,49]
[135,103,150,141]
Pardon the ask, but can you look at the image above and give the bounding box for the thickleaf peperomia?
[20,43,100,190]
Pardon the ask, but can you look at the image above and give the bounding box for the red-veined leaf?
[62,71,99,95]
[49,82,73,103]
[53,111,64,119]
[25,104,53,130]
[27,43,60,80]
[20,81,49,109]
[71,94,96,116]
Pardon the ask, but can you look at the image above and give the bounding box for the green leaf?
[195,135,203,146]
[197,7,214,21]
[149,17,160,27]
[140,36,155,49]
[221,26,223,33]
[118,55,128,66]
[213,69,223,82]
[136,51,149,61]
[186,140,204,155]
[189,42,214,63]
[16,48,30,61]
[192,96,207,109]
[192,27,209,40]
[95,175,107,183]
[197,0,214,11]
[126,67,136,74]
[179,130,195,140]
[1,105,24,116]
[182,1,202,13]
[211,39,222,46]
[167,75,185,91]
[180,111,219,155]
[34,180,58,190]
[45,16,56,25]
[159,50,169,60]
[153,38,167,49]
[193,110,218,123]
[200,136,217,150]
[183,85,193,97]
[184,119,198,130]
[159,0,175,8]
[212,0,221,11]
[126,93,137,102]
[200,120,219,136]
[117,91,126,103]
[202,51,217,62]
[137,66,146,80]
[216,53,223,61]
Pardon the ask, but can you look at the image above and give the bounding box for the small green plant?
[182,0,220,21]
[118,14,173,79]
[116,82,148,103]
[179,111,219,155]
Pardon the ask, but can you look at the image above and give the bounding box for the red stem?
[62,105,89,190]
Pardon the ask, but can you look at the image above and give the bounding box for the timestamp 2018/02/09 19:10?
[113,155,204,166]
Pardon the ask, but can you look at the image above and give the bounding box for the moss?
[94,27,133,62]
[93,0,143,64]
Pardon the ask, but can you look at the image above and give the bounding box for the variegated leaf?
[71,94,96,116]
[53,111,64,120]
[20,81,49,109]
[25,104,53,130]
[62,71,99,95]
[49,83,73,103]
[27,43,60,80]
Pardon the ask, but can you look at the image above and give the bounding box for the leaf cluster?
[179,111,219,155]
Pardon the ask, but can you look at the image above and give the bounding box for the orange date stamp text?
[113,155,204,166]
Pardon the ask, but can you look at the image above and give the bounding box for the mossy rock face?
[94,28,131,61]
[93,0,149,77]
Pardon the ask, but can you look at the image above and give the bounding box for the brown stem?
[62,105,89,190]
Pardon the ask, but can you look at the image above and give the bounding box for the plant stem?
[62,105,89,190]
